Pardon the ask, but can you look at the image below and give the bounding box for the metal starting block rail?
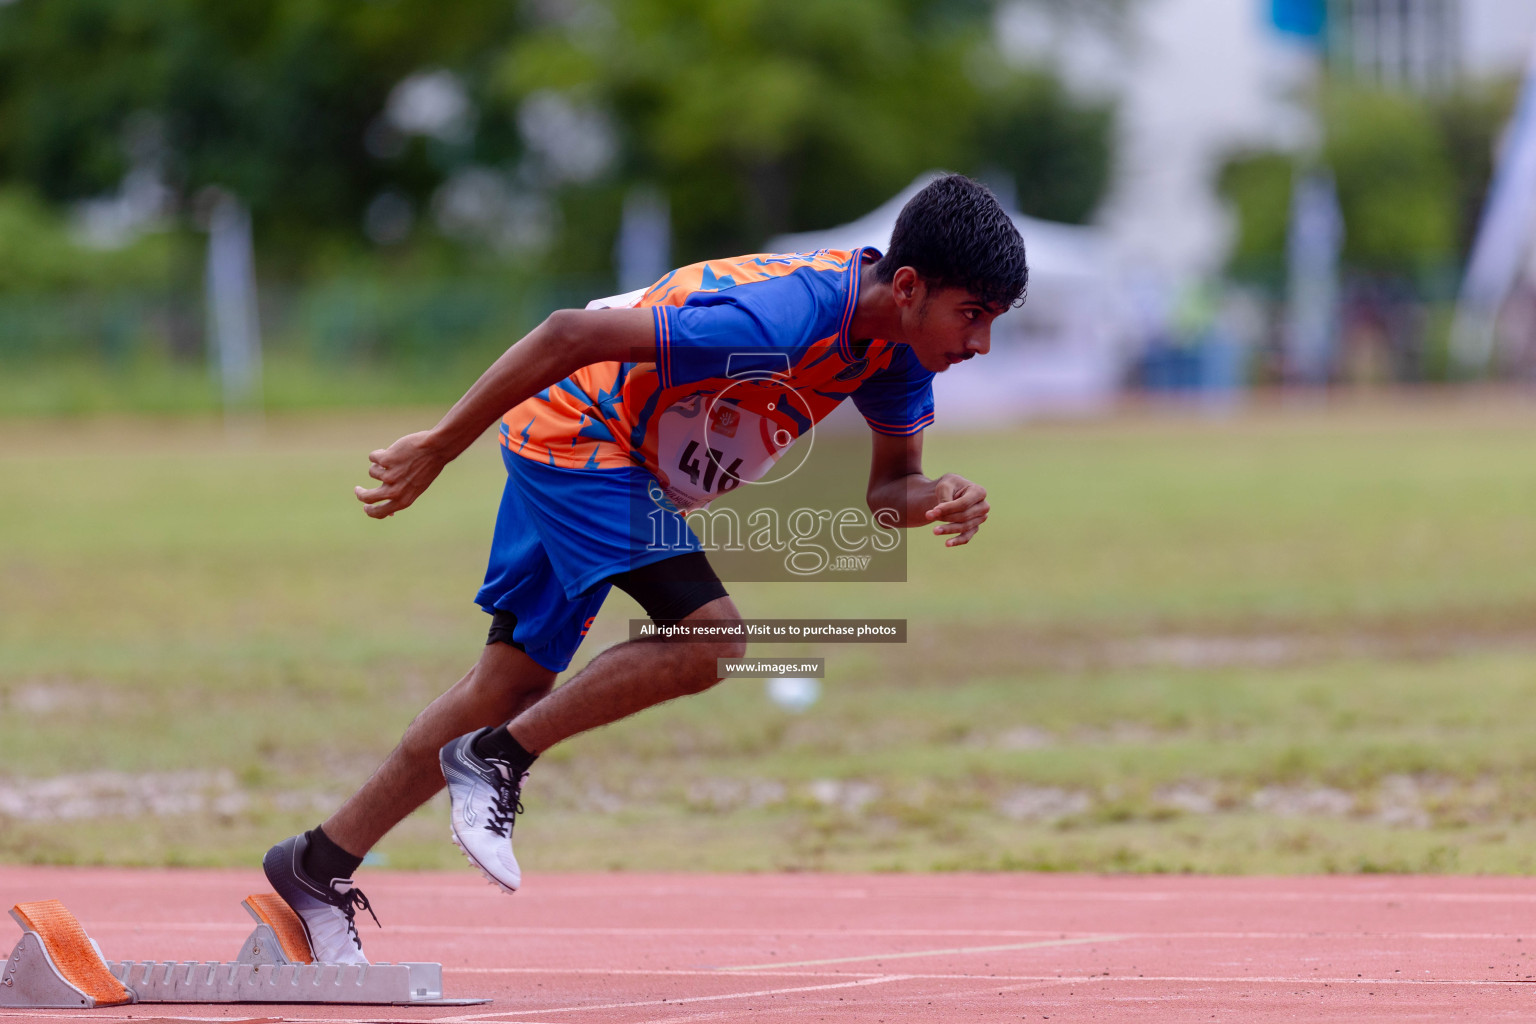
[0,894,489,1008]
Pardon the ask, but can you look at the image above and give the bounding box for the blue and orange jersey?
[498,248,934,510]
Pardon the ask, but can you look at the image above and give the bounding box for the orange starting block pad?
[0,895,489,1008]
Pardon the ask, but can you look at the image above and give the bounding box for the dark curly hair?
[873,174,1028,311]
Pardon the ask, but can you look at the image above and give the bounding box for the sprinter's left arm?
[864,430,990,547]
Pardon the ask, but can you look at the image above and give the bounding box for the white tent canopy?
[769,173,1128,423]
[768,172,1111,285]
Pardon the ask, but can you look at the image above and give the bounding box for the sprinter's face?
[890,268,1000,373]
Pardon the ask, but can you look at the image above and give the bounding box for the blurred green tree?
[1322,86,1456,277]
[501,0,1114,265]
[1217,152,1292,286]
[0,187,173,291]
[0,0,1113,274]
[0,0,521,263]
[1220,81,1510,285]
[978,70,1114,227]
[1430,77,1522,260]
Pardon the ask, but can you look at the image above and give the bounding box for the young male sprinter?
[262,174,1027,962]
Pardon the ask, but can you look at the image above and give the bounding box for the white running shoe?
[440,728,526,893]
[261,834,377,964]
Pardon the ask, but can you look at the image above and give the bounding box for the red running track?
[2,867,1535,1022]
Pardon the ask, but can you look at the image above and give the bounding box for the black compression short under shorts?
[607,551,729,626]
[486,551,728,650]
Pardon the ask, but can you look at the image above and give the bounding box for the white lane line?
[8,968,1533,1024]
[616,888,1536,905]
[767,974,1535,988]
[0,1016,292,1023]
[452,967,882,978]
[615,978,1075,1024]
[1,973,1530,1024]
[422,928,1536,940]
[1079,975,1536,986]
[435,966,1536,985]
[457,970,1536,1024]
[271,970,1536,1024]
[430,1016,750,1024]
[354,883,1536,903]
[839,890,1536,905]
[271,1020,529,1024]
[78,921,1536,941]
[622,1001,885,1024]
[626,1011,785,1024]
[427,975,911,1023]
[876,973,1536,988]
[16,877,1536,900]
[274,1019,563,1024]
[716,934,1125,971]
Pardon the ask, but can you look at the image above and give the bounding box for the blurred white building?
[767,2,1536,422]
[996,0,1536,284]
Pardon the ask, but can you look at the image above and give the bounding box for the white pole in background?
[614,185,671,292]
[1451,36,1536,374]
[1284,167,1344,385]
[205,191,264,424]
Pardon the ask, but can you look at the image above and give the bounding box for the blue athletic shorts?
[475,447,701,671]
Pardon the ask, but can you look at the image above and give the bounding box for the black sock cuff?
[304,824,365,885]
[473,725,538,774]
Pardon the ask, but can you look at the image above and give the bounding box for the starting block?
[0,894,489,1008]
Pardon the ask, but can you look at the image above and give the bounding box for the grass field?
[4,394,1536,874]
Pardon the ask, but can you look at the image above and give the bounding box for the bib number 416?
[678,440,743,494]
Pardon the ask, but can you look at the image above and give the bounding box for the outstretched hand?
[924,473,989,547]
[354,431,448,519]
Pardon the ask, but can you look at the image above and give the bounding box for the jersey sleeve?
[651,270,842,389]
[850,345,936,436]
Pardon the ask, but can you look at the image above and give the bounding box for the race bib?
[653,381,806,511]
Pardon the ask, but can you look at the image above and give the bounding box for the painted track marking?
[428,974,913,1022]
[77,920,1536,941]
[9,870,1536,1021]
[2,975,1533,1024]
[448,966,1536,983]
[715,933,1125,971]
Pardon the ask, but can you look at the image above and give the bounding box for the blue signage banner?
[1271,0,1326,39]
